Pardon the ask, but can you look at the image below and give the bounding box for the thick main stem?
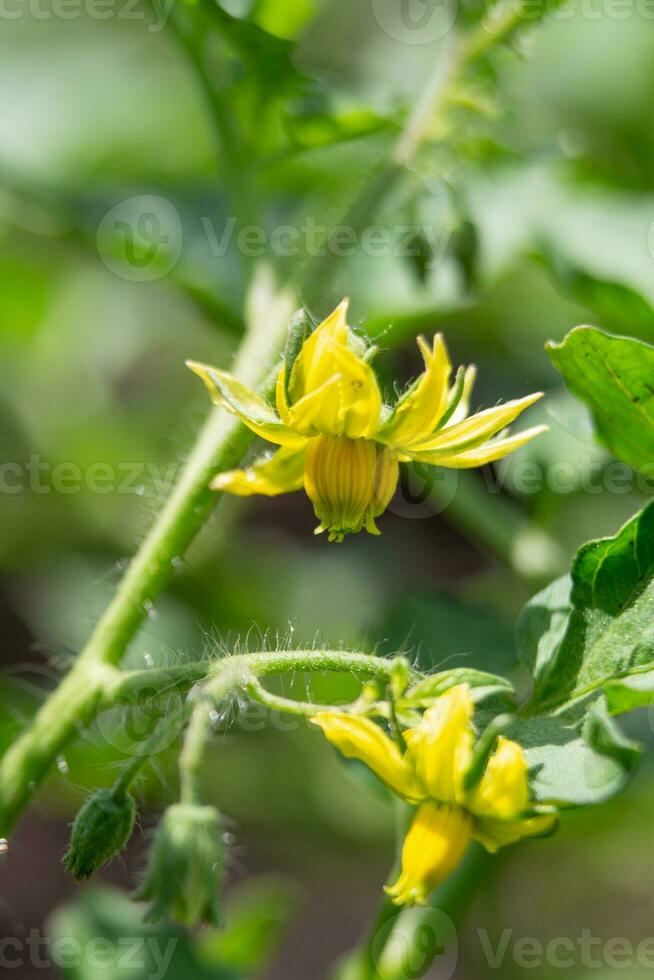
[0,308,288,836]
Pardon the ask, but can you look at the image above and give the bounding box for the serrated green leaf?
[519,502,654,715]
[547,326,654,471]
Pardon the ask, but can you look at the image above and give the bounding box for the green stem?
[0,303,289,837]
[391,0,556,168]
[245,676,363,718]
[179,701,213,805]
[104,650,409,708]
[102,662,215,707]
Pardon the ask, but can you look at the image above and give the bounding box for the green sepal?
[283,309,312,404]
[135,803,225,928]
[463,714,513,792]
[401,668,514,710]
[434,365,465,431]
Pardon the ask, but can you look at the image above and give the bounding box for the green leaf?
[509,699,641,806]
[284,105,393,150]
[47,888,241,980]
[252,0,318,39]
[547,326,654,471]
[535,244,654,340]
[198,0,306,93]
[197,877,298,973]
[605,668,654,715]
[519,501,654,715]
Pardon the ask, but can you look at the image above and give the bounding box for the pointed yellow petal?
[287,299,350,404]
[378,335,452,449]
[404,685,475,804]
[467,737,529,820]
[407,393,544,455]
[327,340,383,438]
[311,712,421,802]
[385,802,472,906]
[473,812,558,853]
[413,425,548,469]
[286,375,341,434]
[284,301,382,437]
[187,361,304,448]
[210,445,306,497]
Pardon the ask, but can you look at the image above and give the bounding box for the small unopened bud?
[135,803,224,927]
[63,789,136,880]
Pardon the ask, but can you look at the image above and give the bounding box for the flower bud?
[63,789,136,880]
[135,803,224,927]
[304,434,399,542]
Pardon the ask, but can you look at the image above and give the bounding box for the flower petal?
[385,802,472,906]
[411,425,548,469]
[404,685,475,804]
[406,393,544,456]
[311,712,421,802]
[285,300,382,437]
[187,361,304,447]
[210,445,306,497]
[327,340,383,438]
[287,299,350,404]
[467,737,529,820]
[378,335,452,449]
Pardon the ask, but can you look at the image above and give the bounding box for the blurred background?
[2,0,654,977]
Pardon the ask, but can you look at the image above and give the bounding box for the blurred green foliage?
[3,1,654,977]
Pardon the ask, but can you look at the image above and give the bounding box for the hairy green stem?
[245,676,362,718]
[0,304,289,836]
[179,703,213,805]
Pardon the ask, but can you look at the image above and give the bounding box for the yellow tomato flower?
[312,685,557,906]
[188,300,546,542]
